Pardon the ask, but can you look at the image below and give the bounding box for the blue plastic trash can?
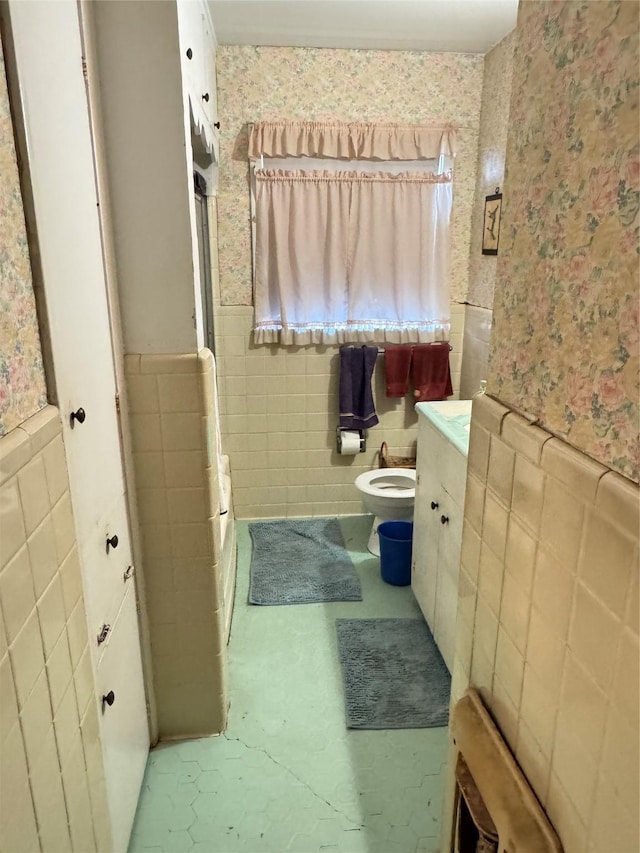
[378,521,414,586]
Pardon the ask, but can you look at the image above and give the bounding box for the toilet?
[355,468,416,556]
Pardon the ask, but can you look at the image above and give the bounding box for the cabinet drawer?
[81,492,135,658]
[95,584,149,853]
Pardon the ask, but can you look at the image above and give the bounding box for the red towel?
[411,343,453,402]
[384,345,413,397]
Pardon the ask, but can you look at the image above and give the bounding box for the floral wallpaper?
[488,0,639,482]
[467,30,515,309]
[0,43,47,436]
[216,46,484,306]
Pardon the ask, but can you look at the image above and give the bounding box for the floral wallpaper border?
[0,42,47,436]
[488,0,639,482]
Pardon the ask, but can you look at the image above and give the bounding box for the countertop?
[415,399,473,457]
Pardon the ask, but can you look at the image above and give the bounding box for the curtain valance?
[248,120,456,161]
[255,169,453,185]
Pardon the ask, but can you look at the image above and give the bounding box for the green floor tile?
[129,516,449,853]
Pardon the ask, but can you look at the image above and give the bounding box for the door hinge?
[136,599,141,615]
[81,57,88,80]
[115,393,120,414]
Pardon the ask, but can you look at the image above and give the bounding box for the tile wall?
[459,304,492,401]
[446,392,639,852]
[125,351,229,739]
[0,406,111,853]
[214,300,465,520]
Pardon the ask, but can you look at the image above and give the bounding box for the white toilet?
[355,468,416,556]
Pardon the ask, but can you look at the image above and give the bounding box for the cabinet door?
[7,3,150,849]
[411,468,442,628]
[96,585,149,853]
[432,488,458,672]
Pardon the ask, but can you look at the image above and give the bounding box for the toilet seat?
[355,468,416,499]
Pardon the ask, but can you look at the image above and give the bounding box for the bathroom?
[0,1,638,852]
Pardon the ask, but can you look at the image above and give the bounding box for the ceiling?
[208,0,519,54]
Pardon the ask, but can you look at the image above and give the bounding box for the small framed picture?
[482,190,502,255]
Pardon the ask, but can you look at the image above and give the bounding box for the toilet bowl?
[355,468,416,556]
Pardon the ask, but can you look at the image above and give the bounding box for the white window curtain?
[250,121,455,345]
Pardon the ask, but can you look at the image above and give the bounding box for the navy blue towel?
[339,345,379,430]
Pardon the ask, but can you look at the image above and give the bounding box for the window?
[249,121,455,345]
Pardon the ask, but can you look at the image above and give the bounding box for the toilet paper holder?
[336,427,366,454]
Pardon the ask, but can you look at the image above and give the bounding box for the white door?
[7,2,149,850]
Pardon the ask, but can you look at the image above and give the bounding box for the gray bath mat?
[336,618,451,729]
[248,518,362,605]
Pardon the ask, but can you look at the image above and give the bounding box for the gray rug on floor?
[248,518,362,605]
[336,618,451,729]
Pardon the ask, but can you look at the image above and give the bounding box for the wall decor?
[482,188,502,255]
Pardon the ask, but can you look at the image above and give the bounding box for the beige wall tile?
[0,479,27,570]
[58,547,83,619]
[29,725,72,853]
[73,647,94,719]
[511,454,545,535]
[62,736,97,853]
[482,491,508,559]
[66,599,89,669]
[51,493,76,566]
[501,413,551,465]
[569,583,622,693]
[557,652,608,761]
[127,374,160,414]
[136,488,169,526]
[494,627,524,708]
[158,374,200,413]
[578,510,636,619]
[588,773,639,853]
[467,422,490,482]
[526,606,565,694]
[477,542,504,617]
[520,663,558,759]
[541,438,607,504]
[540,476,585,570]
[0,723,40,853]
[551,712,599,824]
[0,546,35,644]
[532,546,575,640]
[9,608,45,709]
[27,514,58,600]
[46,631,74,713]
[626,553,639,634]
[139,353,198,374]
[0,428,33,489]
[471,393,510,435]
[134,452,165,489]
[515,718,551,806]
[53,684,80,762]
[489,675,518,750]
[499,571,530,654]
[171,523,210,558]
[464,473,485,535]
[42,434,69,506]
[0,654,18,746]
[504,515,537,592]
[129,413,163,452]
[474,597,499,666]
[600,706,639,810]
[460,521,481,583]
[545,773,588,853]
[486,435,514,507]
[612,628,639,729]
[17,457,51,537]
[167,488,207,524]
[163,450,205,488]
[37,575,66,657]
[18,668,51,771]
[595,471,640,541]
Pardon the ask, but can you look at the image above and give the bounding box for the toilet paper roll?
[338,430,361,455]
